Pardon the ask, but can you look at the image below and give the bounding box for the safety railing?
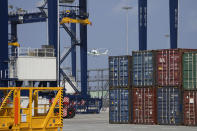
[0,70,9,80]
[0,87,63,131]
[0,69,17,80]
[10,47,55,57]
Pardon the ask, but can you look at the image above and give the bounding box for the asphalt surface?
[63,111,197,131]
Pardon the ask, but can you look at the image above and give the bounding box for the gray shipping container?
[157,87,183,125]
[109,88,132,124]
[109,56,132,88]
[132,50,155,87]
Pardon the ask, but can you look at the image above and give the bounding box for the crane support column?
[48,0,59,86]
[11,22,18,57]
[169,0,178,49]
[11,22,17,42]
[138,0,147,50]
[79,0,88,98]
[0,0,8,87]
[71,22,77,79]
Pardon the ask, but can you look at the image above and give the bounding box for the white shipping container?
[16,57,56,81]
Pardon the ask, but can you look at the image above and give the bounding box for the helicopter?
[88,48,109,56]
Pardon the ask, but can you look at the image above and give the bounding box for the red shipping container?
[156,49,197,86]
[132,87,157,124]
[183,91,197,126]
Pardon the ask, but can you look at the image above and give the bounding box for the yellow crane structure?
[8,42,20,47]
[0,87,63,131]
[60,17,92,25]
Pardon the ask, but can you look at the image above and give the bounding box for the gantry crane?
[138,0,178,50]
[0,0,102,125]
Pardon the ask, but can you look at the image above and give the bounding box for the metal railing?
[0,87,63,131]
[0,69,17,80]
[10,47,55,57]
[0,70,9,80]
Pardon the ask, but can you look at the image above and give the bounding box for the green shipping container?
[183,52,197,90]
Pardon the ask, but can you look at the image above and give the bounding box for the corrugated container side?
[109,56,119,87]
[183,52,197,90]
[109,56,132,88]
[183,91,197,126]
[109,88,132,124]
[109,89,119,123]
[132,87,157,124]
[156,49,197,87]
[157,87,183,125]
[132,51,155,87]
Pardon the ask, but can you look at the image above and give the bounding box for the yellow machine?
[0,87,63,131]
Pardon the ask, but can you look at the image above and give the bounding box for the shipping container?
[109,56,132,88]
[183,91,197,126]
[109,88,132,124]
[157,87,183,125]
[132,87,157,124]
[183,52,197,90]
[132,51,155,87]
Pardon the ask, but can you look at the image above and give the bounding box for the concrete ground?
[63,111,197,131]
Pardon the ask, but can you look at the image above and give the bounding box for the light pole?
[122,6,132,55]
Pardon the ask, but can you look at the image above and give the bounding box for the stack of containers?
[155,49,189,125]
[182,52,197,126]
[132,50,157,124]
[109,56,132,124]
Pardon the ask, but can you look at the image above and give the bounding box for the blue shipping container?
[132,51,155,86]
[109,88,131,123]
[109,56,132,88]
[157,87,183,125]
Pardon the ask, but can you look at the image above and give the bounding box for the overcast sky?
[8,0,197,69]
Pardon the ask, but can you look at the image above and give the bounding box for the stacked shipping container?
[155,49,185,125]
[156,49,183,86]
[183,52,197,90]
[109,48,197,126]
[182,52,197,126]
[109,56,132,88]
[132,50,156,124]
[156,49,197,86]
[183,91,197,126]
[109,56,132,124]
[132,88,157,124]
[132,51,155,87]
[157,87,182,125]
[109,89,131,123]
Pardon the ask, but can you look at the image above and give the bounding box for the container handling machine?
[0,0,102,129]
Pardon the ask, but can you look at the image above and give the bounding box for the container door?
[157,50,180,86]
[109,57,119,87]
[133,53,143,86]
[144,88,156,124]
[157,87,182,125]
[183,53,197,90]
[133,51,154,86]
[120,90,129,123]
[133,88,144,124]
[144,52,154,86]
[119,57,128,87]
[157,88,169,124]
[119,89,129,123]
[183,91,196,126]
[109,89,119,123]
